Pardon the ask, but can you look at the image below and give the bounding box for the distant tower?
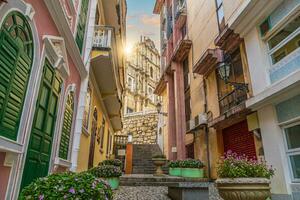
[123,36,161,114]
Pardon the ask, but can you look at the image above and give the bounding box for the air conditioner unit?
[186,118,195,132]
[194,113,208,127]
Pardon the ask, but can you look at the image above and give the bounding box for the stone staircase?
[132,144,168,174]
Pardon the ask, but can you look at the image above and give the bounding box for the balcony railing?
[175,0,187,20]
[93,26,113,49]
[219,89,248,115]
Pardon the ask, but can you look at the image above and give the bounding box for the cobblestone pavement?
[113,186,171,200]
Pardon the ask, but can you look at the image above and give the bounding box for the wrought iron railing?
[219,88,248,114]
[175,0,187,20]
[93,26,113,49]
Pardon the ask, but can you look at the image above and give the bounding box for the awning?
[91,55,122,131]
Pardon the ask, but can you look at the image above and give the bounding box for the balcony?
[171,36,192,62]
[91,25,122,131]
[219,89,248,115]
[269,47,300,84]
[93,26,113,50]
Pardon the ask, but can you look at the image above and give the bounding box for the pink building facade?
[0,0,90,198]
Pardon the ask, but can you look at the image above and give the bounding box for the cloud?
[140,14,160,27]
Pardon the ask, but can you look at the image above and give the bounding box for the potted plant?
[180,159,205,178]
[152,154,167,176]
[168,160,182,176]
[216,151,275,200]
[99,159,122,169]
[89,165,122,190]
[20,172,113,200]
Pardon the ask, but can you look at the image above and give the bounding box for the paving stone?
[113,186,171,200]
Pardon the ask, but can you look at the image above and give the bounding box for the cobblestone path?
[113,186,171,200]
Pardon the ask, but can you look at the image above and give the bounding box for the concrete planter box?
[105,177,120,190]
[181,168,204,178]
[152,158,166,176]
[169,168,182,176]
[216,178,271,200]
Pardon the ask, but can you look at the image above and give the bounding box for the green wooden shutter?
[21,59,62,190]
[75,0,89,53]
[59,91,74,160]
[0,12,33,140]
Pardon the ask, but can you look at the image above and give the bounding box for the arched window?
[83,84,92,130]
[59,91,75,160]
[0,11,34,140]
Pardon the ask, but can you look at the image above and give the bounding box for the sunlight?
[124,44,133,55]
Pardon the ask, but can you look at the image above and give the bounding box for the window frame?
[282,121,300,182]
[215,0,225,32]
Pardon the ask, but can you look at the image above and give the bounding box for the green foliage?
[179,159,204,168]
[217,151,275,179]
[152,154,166,159]
[168,160,181,168]
[19,172,113,200]
[99,159,122,168]
[89,165,122,178]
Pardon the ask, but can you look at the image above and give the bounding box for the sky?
[126,0,160,51]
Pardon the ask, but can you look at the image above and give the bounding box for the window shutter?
[0,12,33,140]
[59,91,74,160]
[75,0,90,53]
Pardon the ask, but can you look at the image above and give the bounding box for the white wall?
[257,105,291,195]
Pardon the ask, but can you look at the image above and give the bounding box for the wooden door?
[20,59,62,190]
[88,108,98,169]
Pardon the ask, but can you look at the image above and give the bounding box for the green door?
[20,59,62,190]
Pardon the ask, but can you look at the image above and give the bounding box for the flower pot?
[216,178,271,200]
[152,158,166,176]
[181,168,204,178]
[105,177,120,190]
[169,167,181,176]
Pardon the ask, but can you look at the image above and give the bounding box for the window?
[0,11,34,140]
[216,0,225,31]
[148,87,154,102]
[183,59,190,91]
[284,124,300,181]
[268,15,300,64]
[59,91,75,160]
[75,0,89,53]
[99,117,106,149]
[82,84,92,130]
[127,107,133,114]
[150,67,154,78]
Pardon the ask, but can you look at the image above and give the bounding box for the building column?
[173,62,186,159]
[166,73,177,160]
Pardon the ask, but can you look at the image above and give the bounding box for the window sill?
[0,136,22,154]
[54,157,72,168]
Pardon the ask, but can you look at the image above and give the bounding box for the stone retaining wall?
[116,111,158,144]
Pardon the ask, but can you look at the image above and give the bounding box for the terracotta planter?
[216,178,271,200]
[152,158,166,176]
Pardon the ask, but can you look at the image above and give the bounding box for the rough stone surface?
[115,111,158,144]
[113,186,170,200]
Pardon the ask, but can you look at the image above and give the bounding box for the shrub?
[19,172,112,200]
[90,165,122,178]
[168,160,181,168]
[99,159,122,168]
[152,154,166,159]
[217,150,275,179]
[180,159,204,168]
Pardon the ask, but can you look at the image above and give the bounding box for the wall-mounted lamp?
[156,102,168,116]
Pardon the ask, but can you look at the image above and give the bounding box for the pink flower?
[39,195,44,200]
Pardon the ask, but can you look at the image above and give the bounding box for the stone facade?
[123,36,161,114]
[116,111,158,144]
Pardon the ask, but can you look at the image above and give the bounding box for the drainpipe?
[203,78,211,181]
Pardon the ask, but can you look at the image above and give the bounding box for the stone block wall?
[116,111,158,144]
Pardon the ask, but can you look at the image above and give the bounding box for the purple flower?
[39,195,44,200]
[69,188,76,194]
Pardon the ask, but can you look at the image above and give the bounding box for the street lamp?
[156,102,167,116]
[217,59,248,91]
